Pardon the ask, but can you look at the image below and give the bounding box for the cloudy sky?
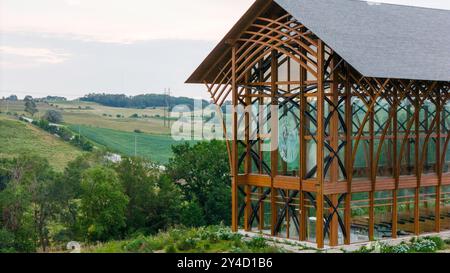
[1,0,449,99]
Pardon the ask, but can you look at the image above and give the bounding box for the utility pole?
[163,88,167,128]
[167,88,171,128]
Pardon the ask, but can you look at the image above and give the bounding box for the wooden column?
[231,44,239,232]
[244,71,252,231]
[258,61,265,231]
[270,49,279,236]
[435,88,441,232]
[329,54,340,246]
[392,84,399,238]
[414,94,420,235]
[344,63,353,245]
[299,49,307,241]
[316,40,325,248]
[369,81,375,241]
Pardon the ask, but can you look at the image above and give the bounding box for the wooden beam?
[299,46,308,241]
[270,49,279,236]
[344,63,353,245]
[244,71,252,231]
[316,40,325,248]
[329,54,339,246]
[231,44,239,232]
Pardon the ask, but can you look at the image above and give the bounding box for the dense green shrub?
[0,228,16,253]
[43,110,63,123]
[246,236,268,249]
[423,236,446,250]
[390,243,410,253]
[164,244,177,253]
[176,237,198,251]
[70,135,94,151]
[411,238,437,253]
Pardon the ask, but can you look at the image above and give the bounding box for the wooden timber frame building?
[186,0,450,248]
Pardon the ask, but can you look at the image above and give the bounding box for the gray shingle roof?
[275,0,450,81]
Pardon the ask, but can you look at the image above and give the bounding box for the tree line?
[80,93,208,110]
[0,140,230,252]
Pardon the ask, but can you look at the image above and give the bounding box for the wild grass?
[0,116,84,171]
[83,225,285,253]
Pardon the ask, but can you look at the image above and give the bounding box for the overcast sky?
[1,0,449,99]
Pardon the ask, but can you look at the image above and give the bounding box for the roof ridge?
[347,0,450,12]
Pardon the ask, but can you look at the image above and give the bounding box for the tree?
[80,166,128,241]
[24,97,38,117]
[0,155,59,252]
[167,140,231,225]
[54,152,107,242]
[7,95,18,101]
[43,110,63,123]
[115,157,182,234]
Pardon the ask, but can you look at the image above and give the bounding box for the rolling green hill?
[0,116,84,171]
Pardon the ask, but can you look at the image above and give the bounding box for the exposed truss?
[200,7,450,248]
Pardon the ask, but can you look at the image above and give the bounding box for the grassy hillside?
[69,125,192,163]
[0,116,84,171]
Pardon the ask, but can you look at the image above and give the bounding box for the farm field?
[69,125,194,163]
[0,116,84,171]
[0,99,215,164]
[0,99,211,135]
[0,100,172,134]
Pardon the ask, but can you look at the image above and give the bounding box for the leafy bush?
[390,243,410,253]
[176,237,198,251]
[0,228,16,253]
[353,245,374,253]
[124,236,149,253]
[70,135,94,151]
[423,236,446,250]
[43,110,63,123]
[164,244,177,253]
[411,239,437,253]
[246,236,267,249]
[216,227,234,240]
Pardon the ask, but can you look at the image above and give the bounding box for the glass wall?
[440,185,450,231]
[397,188,416,236]
[350,192,370,243]
[352,98,370,179]
[323,195,345,245]
[374,191,393,240]
[273,189,300,240]
[397,101,416,176]
[304,192,317,242]
[419,186,436,233]
[374,99,394,177]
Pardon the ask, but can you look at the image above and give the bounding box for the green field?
[0,99,204,164]
[0,116,84,171]
[0,100,172,135]
[69,125,193,163]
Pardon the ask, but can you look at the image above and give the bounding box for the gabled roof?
[187,0,450,83]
